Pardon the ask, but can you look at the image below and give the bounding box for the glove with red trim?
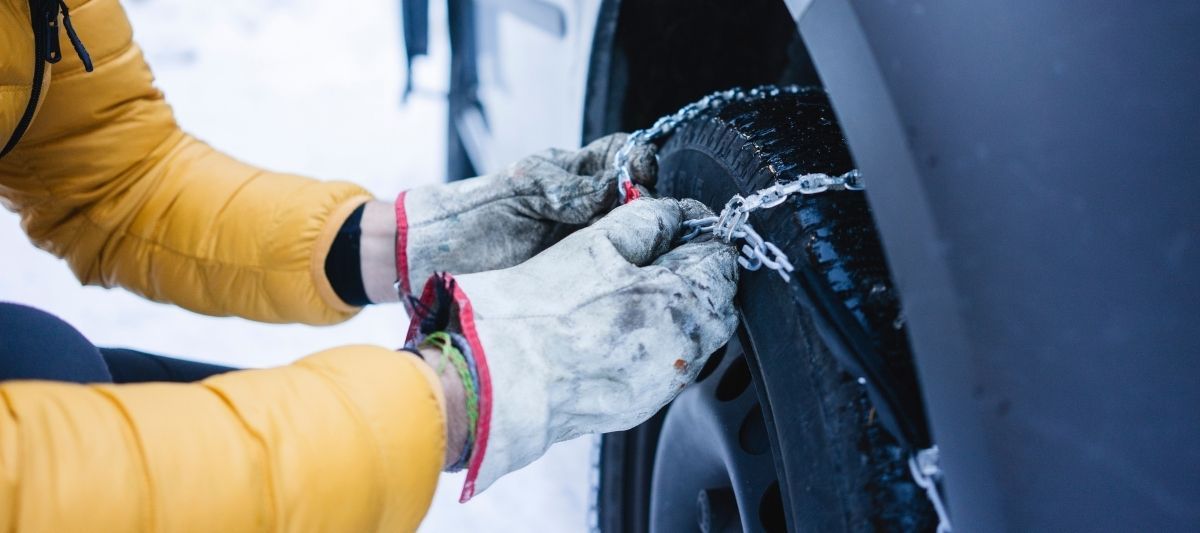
[393,133,658,295]
[412,198,739,500]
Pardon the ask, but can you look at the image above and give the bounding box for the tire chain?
[680,167,863,281]
[615,85,864,281]
[597,85,950,533]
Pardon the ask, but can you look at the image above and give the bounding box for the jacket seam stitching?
[75,214,308,273]
[0,388,22,533]
[297,365,393,527]
[90,386,158,531]
[199,382,280,531]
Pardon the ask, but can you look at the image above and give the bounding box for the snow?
[0,0,589,530]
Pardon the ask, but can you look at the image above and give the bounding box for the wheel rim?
[650,330,787,533]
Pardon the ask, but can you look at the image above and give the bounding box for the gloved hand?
[409,198,738,500]
[390,133,658,295]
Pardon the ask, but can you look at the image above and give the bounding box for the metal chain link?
[909,446,953,533]
[594,85,946,532]
[614,84,865,281]
[615,84,821,203]
[681,169,863,281]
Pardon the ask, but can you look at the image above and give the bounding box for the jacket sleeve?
[0,0,370,324]
[0,346,446,532]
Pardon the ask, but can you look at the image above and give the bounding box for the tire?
[598,90,935,532]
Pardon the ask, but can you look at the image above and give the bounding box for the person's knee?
[0,302,112,383]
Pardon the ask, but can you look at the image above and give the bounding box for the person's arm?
[0,347,451,531]
[0,0,368,324]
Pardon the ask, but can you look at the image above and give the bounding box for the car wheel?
[597,89,936,532]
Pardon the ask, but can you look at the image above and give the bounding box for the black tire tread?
[655,89,934,532]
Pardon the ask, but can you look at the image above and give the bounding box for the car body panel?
[460,0,602,172]
[799,0,1200,530]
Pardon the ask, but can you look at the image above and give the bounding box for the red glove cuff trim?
[621,180,641,203]
[394,191,412,296]
[405,273,494,502]
[450,278,493,502]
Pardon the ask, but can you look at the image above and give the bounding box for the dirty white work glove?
[390,133,657,295]
[410,198,738,500]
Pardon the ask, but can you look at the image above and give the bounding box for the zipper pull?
[43,0,61,64]
[42,0,93,72]
[58,0,93,72]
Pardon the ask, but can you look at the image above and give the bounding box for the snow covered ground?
[0,0,590,530]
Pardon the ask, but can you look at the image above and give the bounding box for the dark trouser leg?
[2,302,236,384]
[0,302,113,383]
[100,348,234,383]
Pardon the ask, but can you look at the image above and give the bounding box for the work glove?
[394,133,658,294]
[409,198,738,500]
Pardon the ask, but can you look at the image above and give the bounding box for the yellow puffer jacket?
[0,0,444,530]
